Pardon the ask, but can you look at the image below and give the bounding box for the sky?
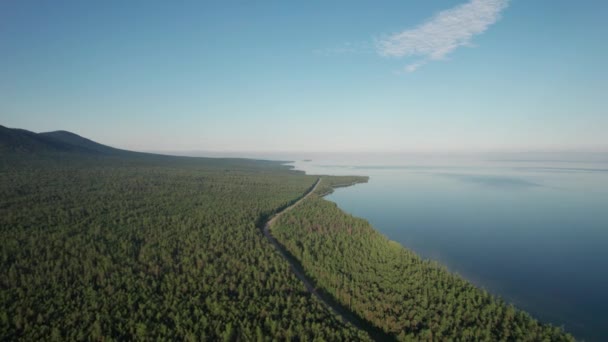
[1,0,607,154]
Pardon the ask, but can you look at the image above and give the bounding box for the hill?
[37,130,133,156]
[0,125,133,156]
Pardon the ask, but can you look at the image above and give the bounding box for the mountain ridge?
[0,125,297,172]
[1,125,138,157]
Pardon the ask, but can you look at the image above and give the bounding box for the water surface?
[293,156,608,341]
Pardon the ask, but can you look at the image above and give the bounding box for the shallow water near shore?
[290,154,608,341]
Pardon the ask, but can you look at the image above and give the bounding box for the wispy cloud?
[376,0,509,72]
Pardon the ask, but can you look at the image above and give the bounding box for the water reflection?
[435,173,541,188]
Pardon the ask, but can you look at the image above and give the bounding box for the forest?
[272,177,575,341]
[0,151,368,340]
[1,126,574,341]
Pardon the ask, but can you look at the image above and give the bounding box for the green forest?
[272,177,575,341]
[0,153,368,341]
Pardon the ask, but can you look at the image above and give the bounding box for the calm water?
[291,155,608,341]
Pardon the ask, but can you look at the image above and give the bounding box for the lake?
[291,154,608,341]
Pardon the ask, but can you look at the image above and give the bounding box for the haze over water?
[291,153,608,341]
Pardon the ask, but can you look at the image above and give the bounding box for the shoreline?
[276,170,576,340]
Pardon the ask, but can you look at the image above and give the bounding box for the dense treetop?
[0,133,367,340]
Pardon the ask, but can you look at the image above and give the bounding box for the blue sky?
[1,0,607,153]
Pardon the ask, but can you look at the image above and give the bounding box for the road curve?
[263,177,395,341]
[263,178,322,302]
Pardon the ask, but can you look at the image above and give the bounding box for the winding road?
[262,177,395,341]
[263,178,322,297]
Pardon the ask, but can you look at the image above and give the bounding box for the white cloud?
[377,0,509,72]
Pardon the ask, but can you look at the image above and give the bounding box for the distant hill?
[38,130,135,156]
[0,125,294,171]
[0,125,134,156]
